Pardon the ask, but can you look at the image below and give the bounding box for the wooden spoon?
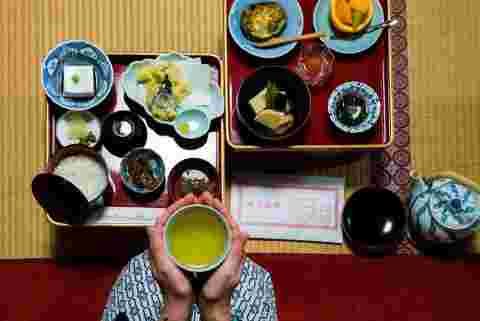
[254,18,400,48]
[253,32,328,48]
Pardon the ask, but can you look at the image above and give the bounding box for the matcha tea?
[167,206,228,269]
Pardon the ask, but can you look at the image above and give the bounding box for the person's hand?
[147,194,197,321]
[197,192,249,321]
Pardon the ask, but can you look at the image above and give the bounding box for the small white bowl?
[56,111,101,148]
[173,109,211,140]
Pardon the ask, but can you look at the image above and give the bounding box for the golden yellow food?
[136,62,192,122]
[330,0,374,33]
[240,2,288,42]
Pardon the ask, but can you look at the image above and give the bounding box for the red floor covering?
[2,254,479,321]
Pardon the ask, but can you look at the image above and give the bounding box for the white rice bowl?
[53,155,108,201]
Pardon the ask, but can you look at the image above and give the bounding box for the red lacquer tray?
[46,53,226,227]
[224,0,394,151]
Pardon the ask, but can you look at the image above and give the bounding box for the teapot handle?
[434,171,480,195]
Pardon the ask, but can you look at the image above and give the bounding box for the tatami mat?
[1,0,479,258]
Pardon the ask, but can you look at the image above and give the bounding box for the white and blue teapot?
[409,171,480,244]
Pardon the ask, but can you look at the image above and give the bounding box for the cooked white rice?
[53,155,108,201]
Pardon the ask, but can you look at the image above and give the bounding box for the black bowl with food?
[120,148,165,196]
[240,2,288,42]
[236,66,311,142]
[167,158,219,202]
[101,111,148,157]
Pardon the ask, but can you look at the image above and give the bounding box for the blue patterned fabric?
[102,251,278,321]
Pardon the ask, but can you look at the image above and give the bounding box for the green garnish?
[265,81,288,111]
[336,94,368,126]
[67,115,88,140]
[352,10,366,29]
[77,131,97,146]
[178,122,190,135]
[71,73,80,84]
[266,81,279,109]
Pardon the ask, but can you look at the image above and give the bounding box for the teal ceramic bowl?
[164,204,232,273]
[174,109,211,140]
[313,0,385,55]
[120,148,165,195]
[228,0,304,59]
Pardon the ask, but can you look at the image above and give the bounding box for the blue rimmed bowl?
[120,148,165,195]
[41,40,114,111]
[228,0,304,59]
[328,81,381,134]
[313,0,385,55]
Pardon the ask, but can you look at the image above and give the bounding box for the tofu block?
[248,88,268,114]
[63,64,95,98]
[255,109,290,130]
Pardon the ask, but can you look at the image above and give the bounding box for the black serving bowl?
[236,66,311,142]
[342,187,407,256]
[101,111,148,157]
[167,158,219,203]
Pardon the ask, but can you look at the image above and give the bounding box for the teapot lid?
[429,178,480,231]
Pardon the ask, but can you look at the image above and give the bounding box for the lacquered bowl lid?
[32,173,90,225]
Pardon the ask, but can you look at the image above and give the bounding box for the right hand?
[196,192,249,321]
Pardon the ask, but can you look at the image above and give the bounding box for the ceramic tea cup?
[164,204,232,273]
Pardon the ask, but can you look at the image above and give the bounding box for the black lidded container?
[101,111,148,157]
[342,187,407,256]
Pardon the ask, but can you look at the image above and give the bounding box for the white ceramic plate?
[121,53,224,127]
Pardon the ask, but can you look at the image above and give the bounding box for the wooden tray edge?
[223,0,395,152]
[45,51,226,227]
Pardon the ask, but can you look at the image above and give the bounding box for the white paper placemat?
[231,174,344,244]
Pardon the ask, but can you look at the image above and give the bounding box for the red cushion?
[2,255,479,321]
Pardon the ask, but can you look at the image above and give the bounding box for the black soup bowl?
[236,66,311,142]
[342,187,407,256]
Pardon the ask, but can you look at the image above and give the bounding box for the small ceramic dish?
[101,111,148,157]
[56,111,101,148]
[236,66,311,142]
[167,158,219,202]
[121,53,224,127]
[313,0,385,55]
[120,148,165,195]
[173,109,211,140]
[228,0,304,59]
[41,40,114,110]
[294,41,335,87]
[328,81,381,134]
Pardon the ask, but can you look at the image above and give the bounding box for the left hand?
[147,194,198,321]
